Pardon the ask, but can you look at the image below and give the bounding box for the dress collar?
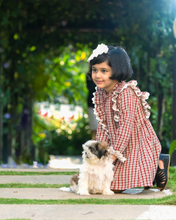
[102,81,125,98]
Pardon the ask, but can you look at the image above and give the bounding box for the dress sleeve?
[112,87,138,154]
[96,122,109,143]
[93,88,110,144]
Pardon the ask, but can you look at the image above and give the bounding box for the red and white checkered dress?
[93,80,161,190]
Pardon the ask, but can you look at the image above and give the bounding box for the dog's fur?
[70,140,114,195]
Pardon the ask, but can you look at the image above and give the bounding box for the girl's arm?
[113,87,138,154]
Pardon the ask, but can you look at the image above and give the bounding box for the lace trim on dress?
[92,87,109,136]
[108,146,126,163]
[112,80,151,122]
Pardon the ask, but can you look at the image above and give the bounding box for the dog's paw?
[77,190,90,196]
[102,190,114,195]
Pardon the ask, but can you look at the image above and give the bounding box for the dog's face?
[82,140,109,163]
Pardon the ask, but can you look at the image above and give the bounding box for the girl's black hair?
[87,45,133,82]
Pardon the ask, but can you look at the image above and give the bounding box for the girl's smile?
[92,61,119,93]
[96,81,103,84]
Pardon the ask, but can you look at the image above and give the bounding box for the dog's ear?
[95,143,99,151]
[100,142,109,148]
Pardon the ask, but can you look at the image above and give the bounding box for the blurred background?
[0,0,176,166]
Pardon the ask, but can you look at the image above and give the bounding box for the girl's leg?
[158,159,164,169]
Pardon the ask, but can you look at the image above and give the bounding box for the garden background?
[0,0,176,165]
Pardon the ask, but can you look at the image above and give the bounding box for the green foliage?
[44,45,90,108]
[32,102,92,162]
[0,0,176,161]
[45,117,91,156]
[35,116,91,164]
[169,140,176,158]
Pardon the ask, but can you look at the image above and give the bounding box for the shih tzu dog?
[70,140,126,196]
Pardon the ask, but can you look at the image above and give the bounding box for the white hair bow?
[87,43,109,62]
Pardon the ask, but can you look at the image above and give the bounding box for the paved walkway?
[0,205,176,220]
[0,175,71,184]
[0,158,175,220]
[0,173,172,200]
[0,187,172,200]
[0,170,175,220]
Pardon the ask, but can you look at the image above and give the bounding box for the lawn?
[0,171,77,175]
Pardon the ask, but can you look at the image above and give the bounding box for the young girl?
[87,43,170,192]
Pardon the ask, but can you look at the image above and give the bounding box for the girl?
[87,44,170,192]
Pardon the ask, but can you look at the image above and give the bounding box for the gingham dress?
[93,80,161,190]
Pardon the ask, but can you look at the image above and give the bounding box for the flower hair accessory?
[87,43,109,62]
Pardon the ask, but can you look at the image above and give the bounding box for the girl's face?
[92,61,119,93]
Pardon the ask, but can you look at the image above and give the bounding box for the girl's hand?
[111,154,117,163]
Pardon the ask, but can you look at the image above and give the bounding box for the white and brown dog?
[70,140,126,196]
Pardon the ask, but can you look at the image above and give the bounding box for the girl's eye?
[92,69,97,72]
[102,70,107,73]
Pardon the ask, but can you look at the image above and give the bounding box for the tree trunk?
[172,38,176,141]
[172,35,176,166]
[157,85,165,141]
[8,122,12,158]
[21,97,35,163]
[146,51,150,92]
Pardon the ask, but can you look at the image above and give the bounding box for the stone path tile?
[0,175,71,184]
[0,187,171,200]
[0,205,176,220]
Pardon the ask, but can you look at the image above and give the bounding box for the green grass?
[0,171,77,175]
[0,194,175,205]
[0,183,70,188]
